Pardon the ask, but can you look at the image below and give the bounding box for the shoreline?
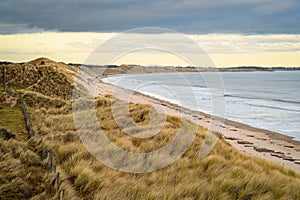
[73,67,300,172]
[102,75,299,144]
[94,78,300,172]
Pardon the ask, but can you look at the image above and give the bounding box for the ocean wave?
[191,84,206,88]
[246,103,300,113]
[224,94,300,105]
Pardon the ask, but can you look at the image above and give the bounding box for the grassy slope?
[0,87,57,199]
[1,58,300,200]
[0,102,27,140]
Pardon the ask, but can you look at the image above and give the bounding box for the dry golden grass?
[0,58,75,100]
[28,94,300,200]
[0,63,72,199]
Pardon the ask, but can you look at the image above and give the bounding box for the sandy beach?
[88,76,300,172]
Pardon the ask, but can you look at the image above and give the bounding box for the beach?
[94,78,300,172]
[2,58,300,199]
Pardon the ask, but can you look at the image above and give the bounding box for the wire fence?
[20,95,35,137]
[42,138,64,198]
[3,68,65,199]
[21,97,65,199]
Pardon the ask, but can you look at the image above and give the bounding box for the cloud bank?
[0,0,299,34]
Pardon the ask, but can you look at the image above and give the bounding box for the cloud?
[0,32,299,67]
[0,23,46,34]
[254,1,296,14]
[190,34,300,53]
[0,0,299,34]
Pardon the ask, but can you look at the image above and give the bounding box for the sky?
[0,0,300,67]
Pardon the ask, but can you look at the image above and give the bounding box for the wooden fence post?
[20,95,35,137]
[56,172,60,191]
[60,188,65,200]
[42,141,48,159]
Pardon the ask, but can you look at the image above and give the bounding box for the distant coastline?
[68,63,300,74]
[2,60,300,73]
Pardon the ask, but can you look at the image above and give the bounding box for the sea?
[103,71,300,141]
